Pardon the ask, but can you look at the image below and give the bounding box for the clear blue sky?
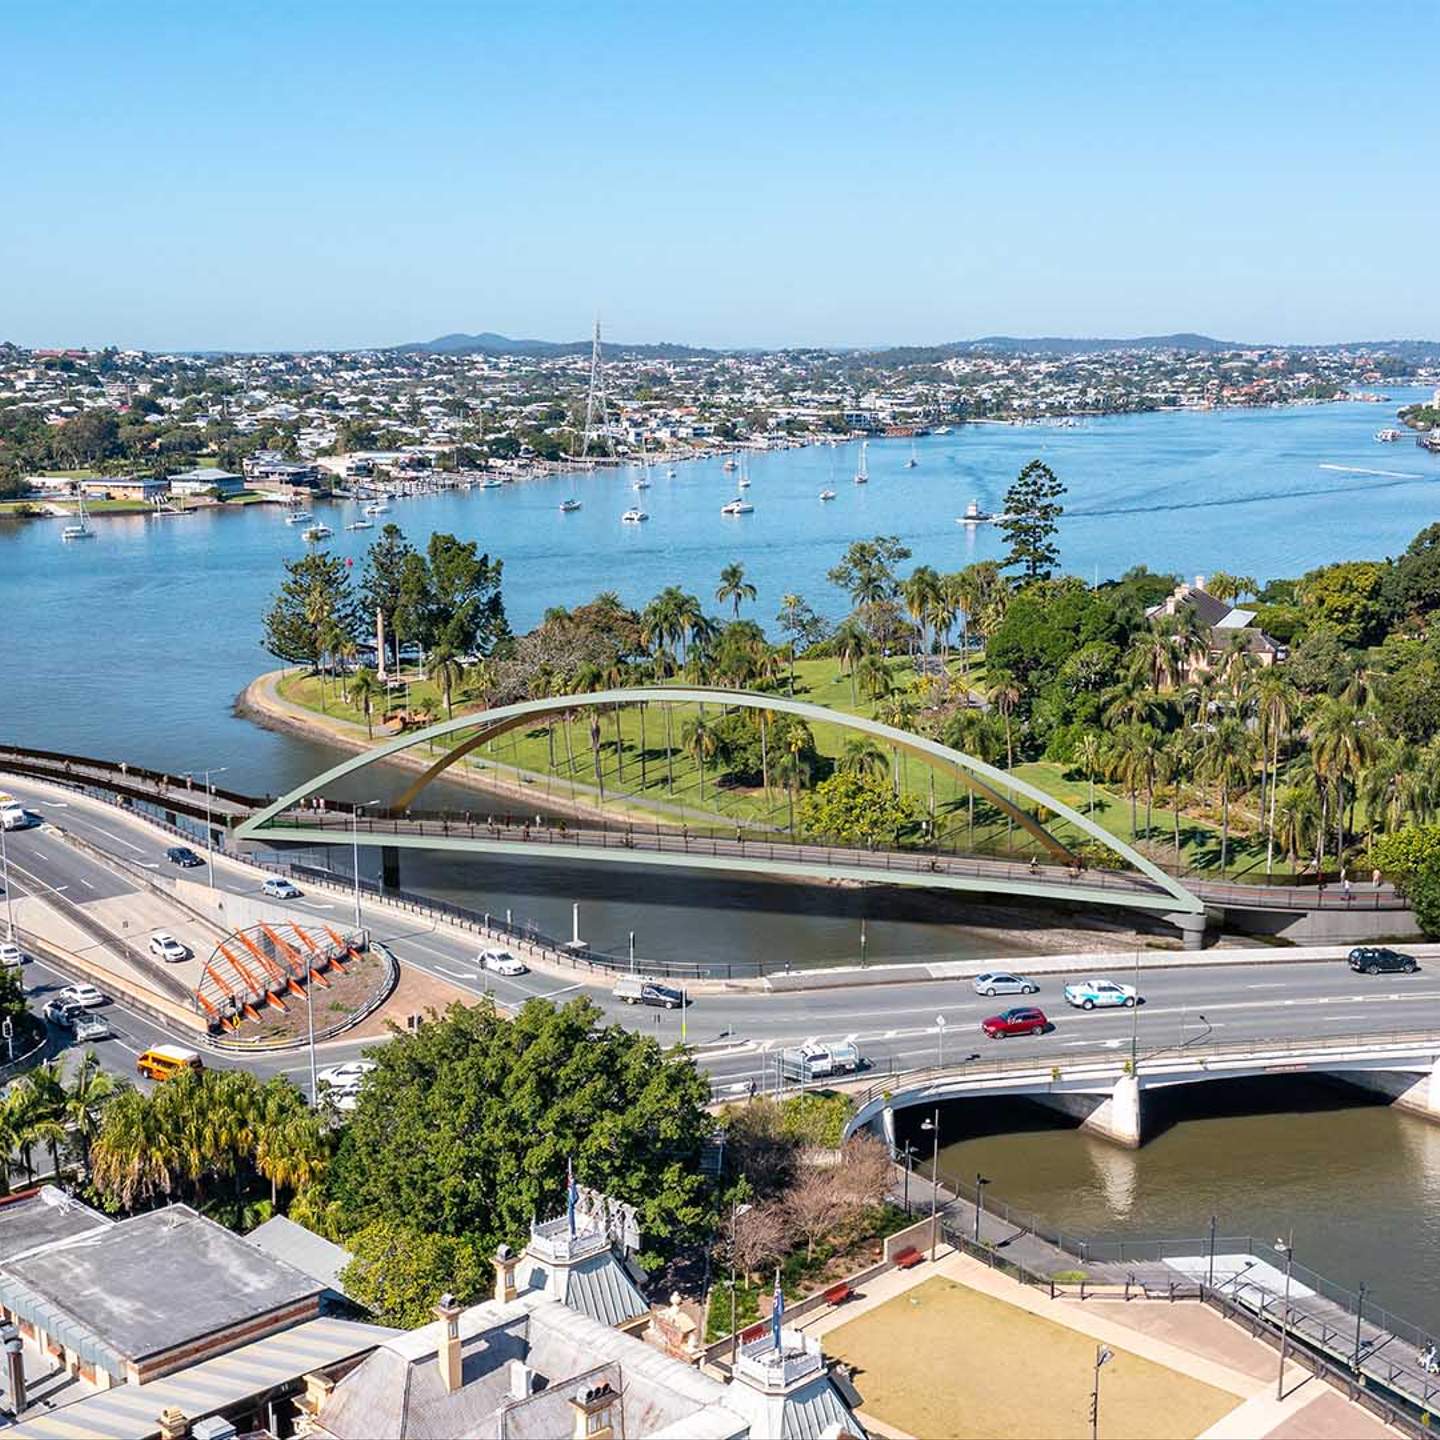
[5,1,1436,351]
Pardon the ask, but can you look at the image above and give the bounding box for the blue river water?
[2,388,1435,790]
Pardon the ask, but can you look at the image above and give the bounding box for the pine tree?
[998,459,1066,583]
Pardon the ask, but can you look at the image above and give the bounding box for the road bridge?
[845,1029,1440,1149]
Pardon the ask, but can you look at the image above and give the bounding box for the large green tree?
[323,999,714,1272]
[262,552,362,666]
[798,769,922,848]
[998,459,1066,582]
[360,523,418,669]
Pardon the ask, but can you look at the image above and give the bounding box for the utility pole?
[921,1107,941,1261]
[1090,1345,1113,1440]
[1275,1232,1295,1400]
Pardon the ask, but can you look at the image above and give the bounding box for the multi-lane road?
[4,771,1440,1107]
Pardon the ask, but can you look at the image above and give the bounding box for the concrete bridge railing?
[846,1028,1440,1150]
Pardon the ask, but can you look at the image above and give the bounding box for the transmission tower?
[579,315,611,459]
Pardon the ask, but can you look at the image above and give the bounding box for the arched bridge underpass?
[844,1029,1440,1149]
[230,686,1209,940]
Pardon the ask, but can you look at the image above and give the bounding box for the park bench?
[892,1246,923,1269]
[823,1282,853,1306]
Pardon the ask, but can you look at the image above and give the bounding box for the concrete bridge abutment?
[1340,1058,1440,1125]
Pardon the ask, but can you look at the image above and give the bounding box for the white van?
[1,804,29,832]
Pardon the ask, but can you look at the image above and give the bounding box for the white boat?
[905,440,918,468]
[559,498,582,513]
[720,498,754,515]
[934,425,953,435]
[854,440,869,484]
[819,489,836,501]
[61,494,95,541]
[480,478,503,490]
[285,509,314,525]
[621,507,648,523]
[737,474,751,488]
[722,455,738,472]
[665,467,677,479]
[362,500,389,515]
[1375,429,1404,442]
[302,523,333,541]
[958,498,991,525]
[345,519,374,531]
[633,476,651,490]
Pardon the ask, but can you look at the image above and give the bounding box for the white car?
[479,948,528,977]
[262,877,303,900]
[0,941,24,969]
[1063,978,1139,1010]
[317,1060,377,1090]
[57,983,106,1010]
[149,932,189,963]
[972,971,1038,997]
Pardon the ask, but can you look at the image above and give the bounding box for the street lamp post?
[1090,1345,1113,1440]
[351,800,379,934]
[935,1014,948,1070]
[1353,1282,1367,1373]
[921,1107,941,1261]
[899,1141,917,1214]
[1130,947,1141,1072]
[0,818,14,943]
[1275,1233,1295,1400]
[187,766,229,889]
[1207,1214,1218,1288]
[974,1172,991,1245]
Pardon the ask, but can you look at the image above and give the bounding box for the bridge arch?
[235,686,1203,917]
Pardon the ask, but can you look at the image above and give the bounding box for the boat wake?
[1071,471,1432,521]
[1317,463,1424,480]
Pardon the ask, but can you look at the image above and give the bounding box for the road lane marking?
[90,825,147,855]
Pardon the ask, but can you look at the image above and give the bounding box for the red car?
[981,1006,1049,1038]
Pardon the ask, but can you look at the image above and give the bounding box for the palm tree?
[985,670,1022,769]
[838,738,888,782]
[91,1088,176,1210]
[1197,714,1255,874]
[833,618,872,704]
[775,718,815,833]
[425,645,466,720]
[899,566,941,657]
[1304,697,1375,872]
[64,1050,118,1172]
[682,715,717,802]
[1074,729,1104,815]
[715,562,757,619]
[1102,726,1147,836]
[1272,782,1317,870]
[855,653,893,706]
[778,594,803,692]
[347,667,385,739]
[0,1087,29,1196]
[1251,668,1297,873]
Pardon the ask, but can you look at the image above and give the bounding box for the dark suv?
[165,845,204,868]
[1348,946,1418,975]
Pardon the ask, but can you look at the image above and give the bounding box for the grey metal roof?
[0,1204,323,1366]
[518,1244,650,1329]
[7,1316,397,1440]
[0,1186,111,1262]
[245,1215,353,1296]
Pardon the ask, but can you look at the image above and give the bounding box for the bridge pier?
[1344,1058,1440,1124]
[1078,1073,1143,1148]
[380,845,401,891]
[881,1104,897,1151]
[1168,911,1210,951]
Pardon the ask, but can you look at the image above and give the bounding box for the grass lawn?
[274,654,1275,875]
[825,1276,1239,1440]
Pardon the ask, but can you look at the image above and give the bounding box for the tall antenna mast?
[579,314,610,459]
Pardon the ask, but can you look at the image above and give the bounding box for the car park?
[165,846,204,868]
[1348,946,1419,975]
[0,941,24,969]
[981,1006,1049,1038]
[57,983,106,1009]
[971,971,1038,997]
[1063,978,1139,1010]
[317,1060,377,1090]
[149,931,190,963]
[611,976,684,1009]
[479,948,528,976]
[262,876,302,899]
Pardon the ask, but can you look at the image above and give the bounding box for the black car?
[165,845,204,868]
[1348,946,1418,975]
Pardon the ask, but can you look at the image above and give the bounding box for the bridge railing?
[852,1028,1440,1111]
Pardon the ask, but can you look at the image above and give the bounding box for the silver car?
[971,971,1039,997]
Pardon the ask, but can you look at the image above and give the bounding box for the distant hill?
[393,331,719,359]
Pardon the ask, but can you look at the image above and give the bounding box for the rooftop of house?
[0,1186,111,1263]
[315,1294,750,1440]
[0,1204,324,1370]
[244,1215,354,1299]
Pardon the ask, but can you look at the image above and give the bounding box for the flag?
[567,1156,578,1237]
[771,1267,784,1349]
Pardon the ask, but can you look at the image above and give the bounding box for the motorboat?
[720,498,754,515]
[819,488,836,501]
[302,523,333,541]
[621,507,648,523]
[934,425,953,435]
[905,440,918,468]
[665,467,677,479]
[345,519,374,531]
[854,440,869,484]
[361,500,389,515]
[285,509,315,525]
[633,476,651,490]
[722,455,739,472]
[1375,429,1404,442]
[479,478,504,489]
[957,499,991,525]
[559,498,582,513]
[737,474,751,488]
